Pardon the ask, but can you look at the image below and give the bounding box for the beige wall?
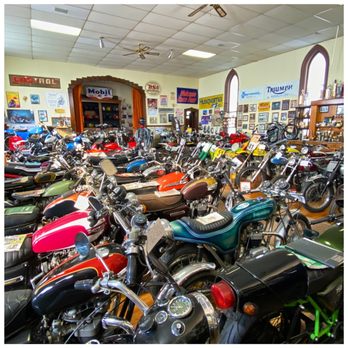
[4,56,199,126]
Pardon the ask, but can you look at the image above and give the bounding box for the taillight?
[211,280,236,309]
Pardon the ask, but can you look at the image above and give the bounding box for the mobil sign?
[86,86,113,99]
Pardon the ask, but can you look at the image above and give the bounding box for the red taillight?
[211,280,236,309]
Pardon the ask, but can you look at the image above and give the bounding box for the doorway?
[184,107,199,131]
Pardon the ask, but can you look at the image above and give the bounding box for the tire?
[179,270,219,296]
[271,175,289,187]
[225,190,245,211]
[285,213,310,243]
[329,184,344,217]
[284,123,299,140]
[303,179,334,212]
[235,165,267,191]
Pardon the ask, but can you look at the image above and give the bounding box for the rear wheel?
[303,179,334,212]
[235,165,267,191]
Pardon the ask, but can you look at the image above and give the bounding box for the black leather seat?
[12,189,45,201]
[180,211,233,234]
[5,236,33,269]
[5,177,34,191]
[5,289,33,339]
[5,205,40,235]
[115,174,144,184]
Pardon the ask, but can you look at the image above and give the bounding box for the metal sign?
[86,86,113,99]
[9,74,61,88]
[145,81,161,95]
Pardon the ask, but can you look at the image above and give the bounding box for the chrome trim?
[171,320,186,337]
[5,275,24,286]
[167,296,193,319]
[155,310,168,325]
[100,279,149,314]
[191,292,219,343]
[101,314,135,335]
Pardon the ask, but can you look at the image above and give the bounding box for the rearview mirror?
[75,232,90,259]
[100,159,117,176]
[88,196,104,212]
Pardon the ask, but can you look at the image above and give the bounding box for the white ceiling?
[4,4,344,78]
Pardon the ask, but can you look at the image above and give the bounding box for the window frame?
[224,68,239,113]
[299,44,329,98]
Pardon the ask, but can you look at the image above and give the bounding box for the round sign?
[145,81,161,95]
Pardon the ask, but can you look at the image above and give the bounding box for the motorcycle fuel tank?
[42,179,75,197]
[32,244,127,316]
[126,158,147,173]
[32,210,109,253]
[156,172,188,192]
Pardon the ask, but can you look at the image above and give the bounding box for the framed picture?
[249,104,257,112]
[249,124,255,130]
[51,117,63,127]
[319,105,329,113]
[272,112,279,122]
[159,95,168,106]
[337,105,344,115]
[202,109,208,116]
[7,109,34,124]
[288,111,296,119]
[258,123,266,132]
[237,120,242,128]
[242,123,248,130]
[258,112,268,122]
[30,94,40,104]
[243,114,248,121]
[249,113,256,121]
[243,104,249,113]
[281,112,287,121]
[38,110,48,122]
[271,101,281,110]
[159,114,168,124]
[6,91,20,108]
[168,113,174,122]
[237,112,243,120]
[149,116,158,124]
[64,117,71,127]
[238,105,243,112]
[281,99,290,111]
[290,99,298,108]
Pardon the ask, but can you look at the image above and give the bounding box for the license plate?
[326,160,338,172]
[275,151,282,159]
[300,160,309,167]
[258,144,266,150]
[231,157,243,168]
[146,219,167,253]
[240,181,251,192]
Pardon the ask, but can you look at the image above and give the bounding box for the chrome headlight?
[301,146,309,155]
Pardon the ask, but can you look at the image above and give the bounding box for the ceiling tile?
[82,23,130,38]
[70,47,106,58]
[203,39,240,50]
[5,32,31,41]
[313,6,344,26]
[93,5,148,21]
[88,11,138,29]
[282,39,310,49]
[226,24,271,39]
[182,23,224,38]
[31,5,90,20]
[5,16,30,27]
[296,17,336,32]
[194,13,234,31]
[32,43,72,53]
[238,5,278,14]
[263,5,308,24]
[127,5,156,11]
[31,9,85,28]
[72,5,93,10]
[6,51,32,59]
[292,5,338,15]
[222,5,260,24]
[261,33,292,45]
[32,29,77,43]
[132,22,177,38]
[142,13,189,30]
[161,38,198,49]
[152,4,204,21]
[244,39,276,50]
[171,31,210,45]
[267,44,292,53]
[125,31,168,44]
[245,15,287,31]
[68,56,100,64]
[5,5,30,18]
[5,25,31,35]
[276,25,316,39]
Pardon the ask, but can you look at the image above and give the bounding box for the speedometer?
[167,296,193,319]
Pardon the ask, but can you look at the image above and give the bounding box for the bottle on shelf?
[324,85,332,99]
[298,89,306,105]
[332,80,337,98]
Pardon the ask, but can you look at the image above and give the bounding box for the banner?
[239,88,263,101]
[86,86,113,100]
[177,88,198,104]
[199,94,223,109]
[264,80,299,99]
[9,74,61,88]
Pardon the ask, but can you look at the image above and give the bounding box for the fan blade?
[145,51,160,56]
[120,46,136,52]
[123,52,136,56]
[139,53,146,59]
[188,4,208,17]
[212,4,227,17]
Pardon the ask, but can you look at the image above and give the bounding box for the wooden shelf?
[311,98,344,106]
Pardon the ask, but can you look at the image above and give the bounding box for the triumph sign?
[86,86,113,99]
[264,80,299,99]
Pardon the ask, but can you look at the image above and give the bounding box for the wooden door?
[184,108,199,131]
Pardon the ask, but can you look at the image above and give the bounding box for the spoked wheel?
[225,190,245,210]
[235,165,267,191]
[329,184,344,217]
[303,179,334,212]
[285,213,310,243]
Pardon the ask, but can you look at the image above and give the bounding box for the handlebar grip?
[125,254,137,287]
[74,279,95,291]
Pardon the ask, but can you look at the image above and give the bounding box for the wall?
[4,56,199,127]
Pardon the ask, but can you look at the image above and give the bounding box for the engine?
[239,222,265,256]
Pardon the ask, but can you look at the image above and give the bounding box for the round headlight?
[301,146,309,155]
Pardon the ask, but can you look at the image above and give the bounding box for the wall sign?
[9,74,61,88]
[145,81,161,95]
[86,86,113,100]
[177,88,198,104]
[240,88,263,101]
[264,80,299,99]
[258,102,271,112]
[199,94,223,109]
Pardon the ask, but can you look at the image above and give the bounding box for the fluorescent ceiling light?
[182,49,216,59]
[30,19,81,36]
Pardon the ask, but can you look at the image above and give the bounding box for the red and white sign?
[86,86,113,100]
[145,81,161,95]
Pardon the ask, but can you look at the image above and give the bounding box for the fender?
[306,173,326,183]
[142,164,166,179]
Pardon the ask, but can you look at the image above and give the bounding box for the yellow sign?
[6,91,20,108]
[55,108,65,114]
[258,102,271,112]
[199,94,224,110]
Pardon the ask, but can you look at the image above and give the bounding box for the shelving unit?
[294,104,311,140]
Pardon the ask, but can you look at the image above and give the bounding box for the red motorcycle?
[229,131,250,146]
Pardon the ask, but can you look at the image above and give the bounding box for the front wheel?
[286,213,310,243]
[225,190,245,211]
[235,165,267,191]
[303,179,334,212]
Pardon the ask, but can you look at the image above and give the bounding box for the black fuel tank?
[220,248,308,316]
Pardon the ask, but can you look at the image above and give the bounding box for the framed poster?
[281,112,288,121]
[159,95,168,106]
[243,114,249,121]
[258,112,268,122]
[272,112,279,122]
[7,109,34,124]
[38,110,48,122]
[242,123,248,130]
[290,99,298,108]
[258,123,266,132]
[51,117,63,127]
[149,116,158,124]
[159,114,168,124]
[271,101,281,110]
[238,105,243,112]
[282,99,290,111]
[6,91,20,108]
[168,113,174,122]
[147,98,158,116]
[249,104,257,112]
[249,113,256,122]
[243,104,249,113]
[30,94,40,104]
[288,111,296,119]
[249,124,255,130]
[258,102,271,112]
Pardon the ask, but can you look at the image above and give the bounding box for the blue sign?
[177,88,198,104]
[264,80,299,99]
[240,88,263,101]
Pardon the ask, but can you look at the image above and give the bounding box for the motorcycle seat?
[5,166,41,176]
[12,189,45,201]
[5,289,33,339]
[307,265,343,295]
[180,211,233,234]
[137,193,183,212]
[5,236,33,269]
[115,174,144,184]
[5,205,40,235]
[5,177,34,191]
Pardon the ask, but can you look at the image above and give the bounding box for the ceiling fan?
[121,43,160,59]
[188,4,227,18]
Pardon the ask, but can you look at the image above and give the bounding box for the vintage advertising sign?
[264,80,299,99]
[9,74,61,88]
[258,102,271,112]
[199,94,223,109]
[86,86,113,99]
[145,81,161,95]
[177,88,198,104]
[239,88,263,101]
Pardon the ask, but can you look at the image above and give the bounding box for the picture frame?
[243,114,249,121]
[38,110,48,122]
[319,105,329,113]
[258,123,266,132]
[238,105,243,112]
[281,112,287,121]
[7,109,34,124]
[51,117,63,127]
[272,112,279,122]
[249,124,255,130]
[6,91,20,108]
[288,111,296,119]
[249,104,257,112]
[249,113,256,121]
[271,101,281,110]
[159,114,168,124]
[168,113,174,122]
[243,104,249,113]
[281,99,290,111]
[149,116,158,125]
[258,112,268,122]
[242,123,248,130]
[30,94,40,104]
[336,105,344,115]
[290,99,298,109]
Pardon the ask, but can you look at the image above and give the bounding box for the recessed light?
[30,19,81,36]
[182,49,216,58]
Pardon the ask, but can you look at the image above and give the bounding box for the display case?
[294,104,311,140]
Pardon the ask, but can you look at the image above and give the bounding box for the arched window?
[299,45,329,103]
[224,69,239,133]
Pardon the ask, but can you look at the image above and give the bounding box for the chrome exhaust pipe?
[5,275,24,286]
[101,315,135,335]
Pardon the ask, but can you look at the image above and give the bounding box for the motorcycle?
[303,151,344,212]
[216,224,343,343]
